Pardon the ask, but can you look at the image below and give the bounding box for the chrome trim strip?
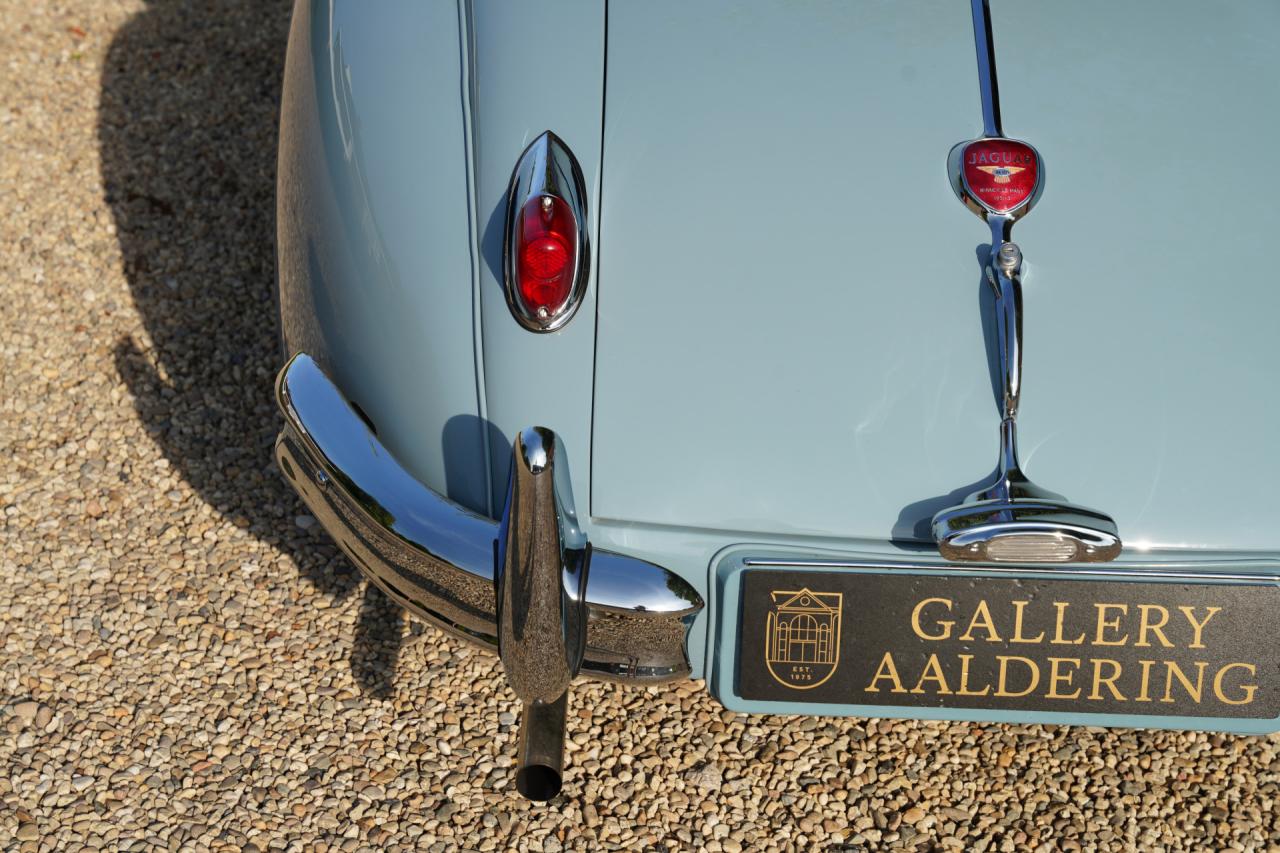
[969,0,1002,138]
[502,131,591,332]
[274,354,702,683]
[743,559,1280,584]
[455,0,495,516]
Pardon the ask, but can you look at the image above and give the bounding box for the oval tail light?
[503,132,590,332]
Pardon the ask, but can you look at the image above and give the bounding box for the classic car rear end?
[275,0,1280,798]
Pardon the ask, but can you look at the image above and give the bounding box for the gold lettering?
[1161,661,1208,704]
[1088,658,1125,701]
[994,656,1039,698]
[1051,602,1085,644]
[1179,606,1222,649]
[956,654,991,696]
[864,652,907,693]
[910,598,954,641]
[1135,660,1155,702]
[1134,604,1173,648]
[1046,657,1082,699]
[910,653,952,695]
[958,600,1002,643]
[1010,600,1045,644]
[1212,663,1258,706]
[1093,603,1129,646]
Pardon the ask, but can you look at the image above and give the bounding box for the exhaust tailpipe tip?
[514,692,568,802]
[516,764,562,802]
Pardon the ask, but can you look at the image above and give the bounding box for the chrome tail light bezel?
[502,131,591,333]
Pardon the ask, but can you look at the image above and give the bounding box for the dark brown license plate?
[736,570,1280,718]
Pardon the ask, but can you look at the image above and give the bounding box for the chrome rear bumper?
[274,354,703,684]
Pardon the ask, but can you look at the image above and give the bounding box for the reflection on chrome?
[496,428,589,801]
[273,354,703,682]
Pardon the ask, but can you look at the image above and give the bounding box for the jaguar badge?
[947,137,1044,221]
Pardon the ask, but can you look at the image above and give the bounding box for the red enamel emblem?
[961,138,1039,214]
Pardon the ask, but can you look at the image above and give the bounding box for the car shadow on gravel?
[100,0,402,698]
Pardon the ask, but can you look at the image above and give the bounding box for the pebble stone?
[2,2,1279,851]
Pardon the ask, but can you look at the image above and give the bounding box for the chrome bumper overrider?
[273,354,704,685]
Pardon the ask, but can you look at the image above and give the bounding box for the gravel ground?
[2,2,1280,851]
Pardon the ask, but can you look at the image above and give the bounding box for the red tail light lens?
[504,131,589,332]
[516,195,575,317]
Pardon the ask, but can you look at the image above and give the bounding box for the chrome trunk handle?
[988,227,1022,423]
[933,0,1122,564]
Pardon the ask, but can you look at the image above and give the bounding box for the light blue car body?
[277,0,1280,732]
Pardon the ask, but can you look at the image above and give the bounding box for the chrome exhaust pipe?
[513,691,568,800]
[495,427,589,801]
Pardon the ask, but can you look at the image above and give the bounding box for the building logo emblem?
[765,589,842,689]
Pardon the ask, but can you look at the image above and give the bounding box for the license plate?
[736,570,1280,719]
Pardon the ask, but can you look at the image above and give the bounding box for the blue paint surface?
[280,1,1280,729]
